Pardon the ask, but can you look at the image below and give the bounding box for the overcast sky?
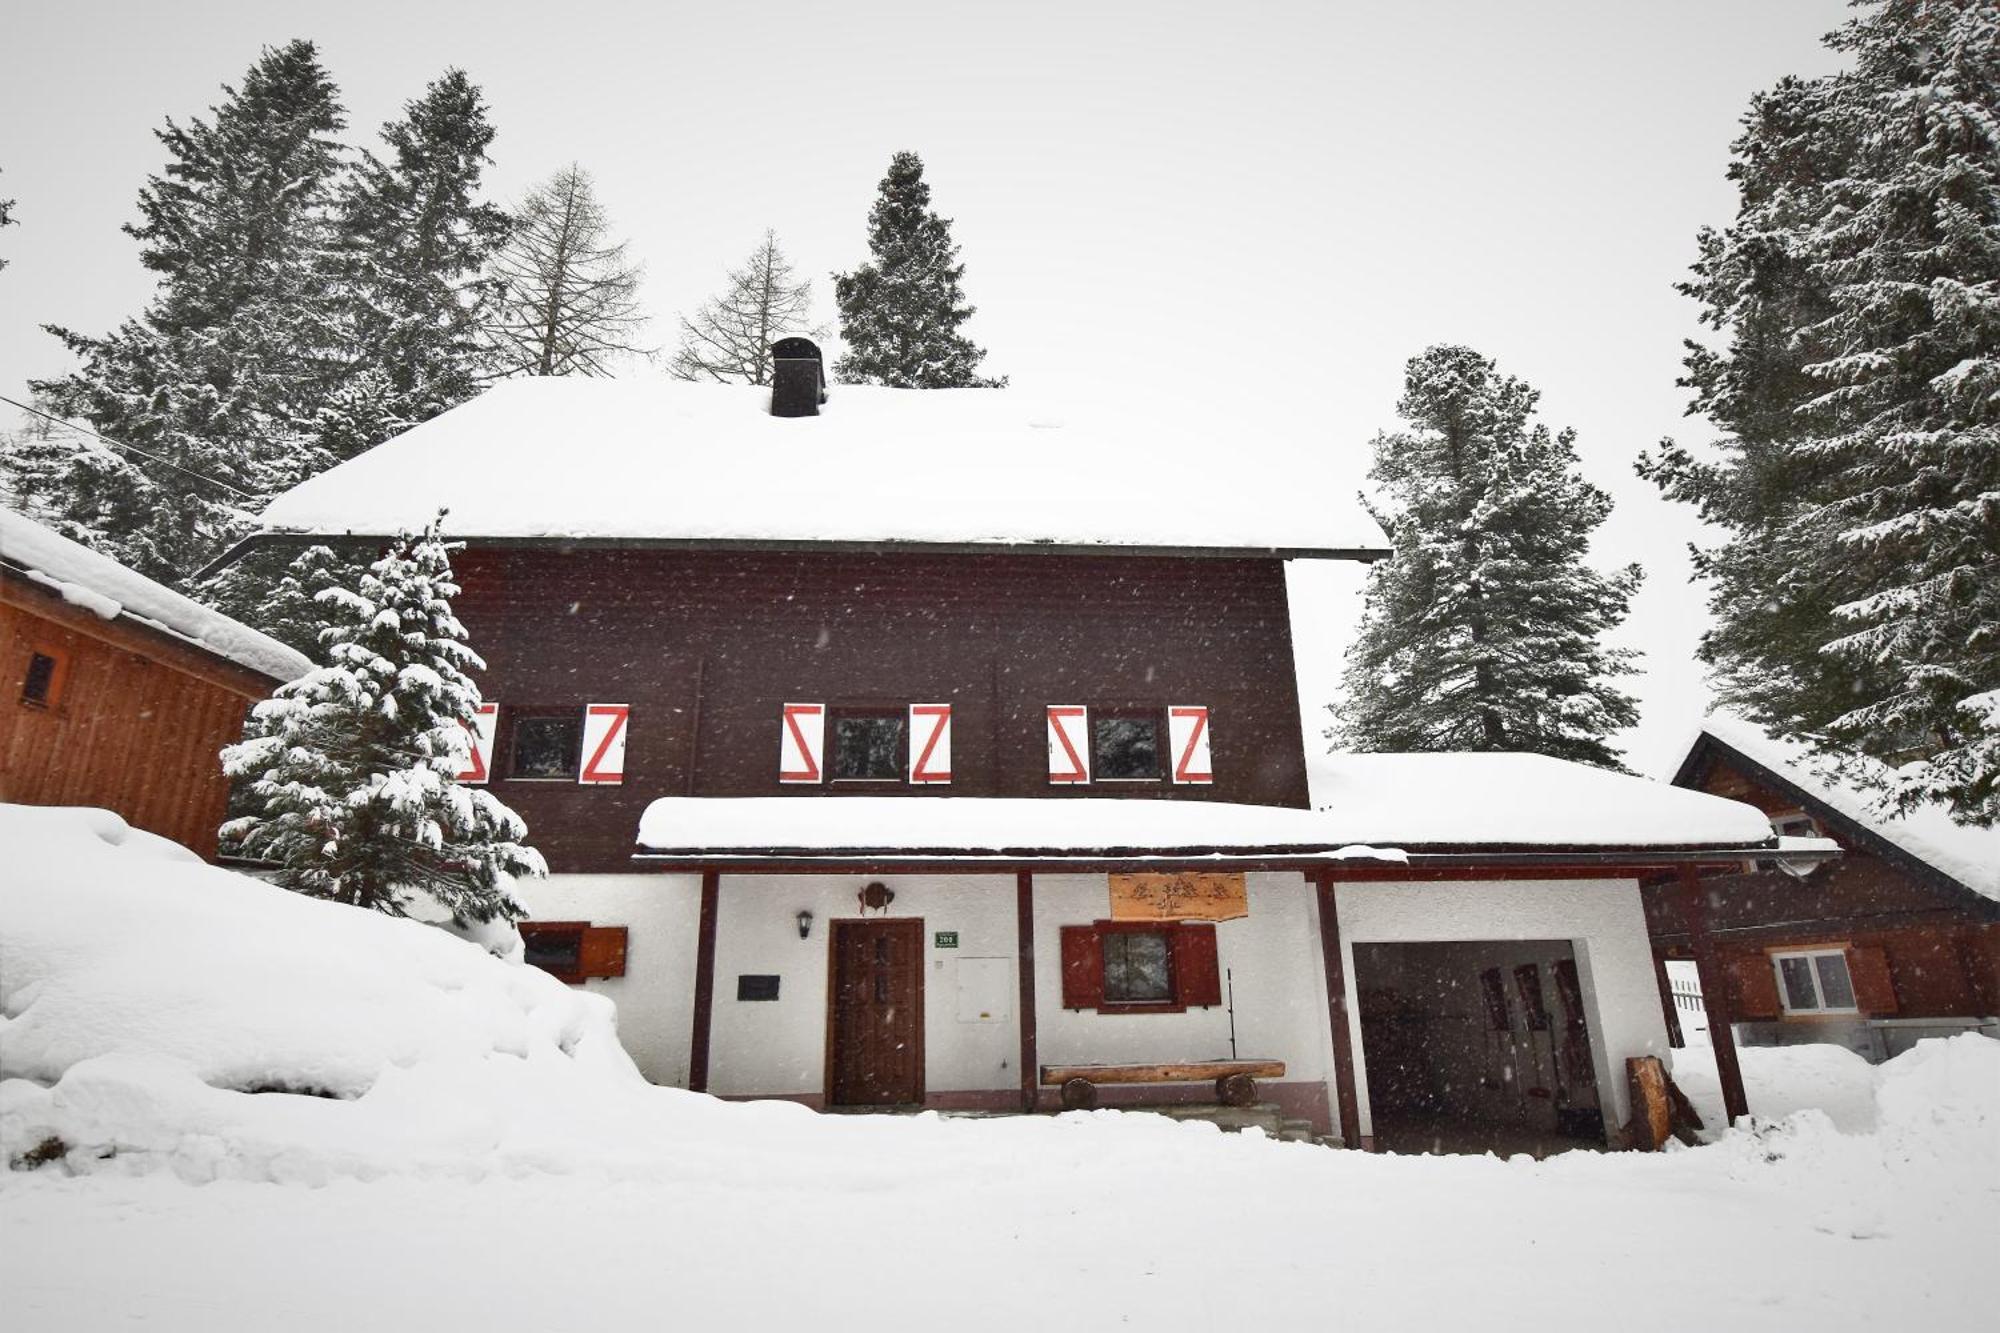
[0,1,1854,776]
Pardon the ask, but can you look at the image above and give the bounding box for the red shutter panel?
[779,703,824,783]
[1060,925,1104,1009]
[457,701,498,784]
[1168,705,1213,785]
[1172,923,1222,1007]
[579,926,629,980]
[578,704,629,785]
[1047,706,1090,784]
[908,703,952,784]
[1727,953,1781,1020]
[1846,945,1898,1015]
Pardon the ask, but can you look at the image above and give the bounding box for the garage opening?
[1354,940,1605,1157]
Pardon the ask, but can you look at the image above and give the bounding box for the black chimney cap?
[769,338,827,417]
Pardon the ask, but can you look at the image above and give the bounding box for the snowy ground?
[4,806,1995,1331]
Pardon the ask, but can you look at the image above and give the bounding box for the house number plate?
[934,931,959,949]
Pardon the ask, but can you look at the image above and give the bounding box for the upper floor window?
[1092,712,1163,781]
[510,711,583,780]
[779,702,952,786]
[1048,704,1211,786]
[831,709,905,782]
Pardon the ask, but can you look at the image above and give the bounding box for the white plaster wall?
[1033,873,1333,1084]
[514,873,701,1086]
[705,873,1023,1098]
[1332,878,1668,1137]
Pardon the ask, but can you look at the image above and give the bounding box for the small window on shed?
[509,711,582,780]
[20,649,65,707]
[1092,712,1162,781]
[830,709,905,781]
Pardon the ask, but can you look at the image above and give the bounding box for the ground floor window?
[519,920,628,985]
[1102,929,1174,1002]
[1060,921,1220,1011]
[1772,948,1856,1014]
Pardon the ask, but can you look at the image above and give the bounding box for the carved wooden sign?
[1108,872,1248,922]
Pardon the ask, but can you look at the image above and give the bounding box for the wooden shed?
[1,508,309,859]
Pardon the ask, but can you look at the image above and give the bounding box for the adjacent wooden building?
[1652,715,2000,1061]
[1,508,309,859]
[236,367,1805,1148]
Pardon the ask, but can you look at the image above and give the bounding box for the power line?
[0,394,258,500]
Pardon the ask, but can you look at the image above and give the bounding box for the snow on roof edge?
[0,508,310,684]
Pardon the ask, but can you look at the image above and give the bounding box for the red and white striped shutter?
[1169,705,1213,784]
[779,702,825,783]
[1047,705,1090,784]
[909,703,952,784]
[457,702,498,784]
[578,703,630,785]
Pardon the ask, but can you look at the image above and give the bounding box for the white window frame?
[1770,947,1858,1016]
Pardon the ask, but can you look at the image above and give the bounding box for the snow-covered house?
[236,366,1801,1149]
[1656,715,2000,1061]
[2,507,310,859]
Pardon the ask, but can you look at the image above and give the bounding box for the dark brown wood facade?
[1,569,280,860]
[452,547,1312,872]
[1647,737,2000,1031]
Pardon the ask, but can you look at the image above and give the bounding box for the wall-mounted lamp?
[795,909,813,940]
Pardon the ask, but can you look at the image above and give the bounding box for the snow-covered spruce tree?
[832,152,1003,388]
[669,229,822,385]
[325,69,510,455]
[481,165,652,376]
[21,41,346,584]
[1641,0,2000,823]
[1337,345,1642,769]
[222,517,543,922]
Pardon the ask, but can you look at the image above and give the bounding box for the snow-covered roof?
[251,378,1390,558]
[1687,712,2000,904]
[637,753,1783,860]
[0,508,309,683]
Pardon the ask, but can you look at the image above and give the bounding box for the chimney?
[769,337,827,417]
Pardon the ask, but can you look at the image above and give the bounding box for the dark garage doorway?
[1354,940,1606,1157]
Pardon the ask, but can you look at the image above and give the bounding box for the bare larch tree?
[482,164,651,376]
[668,229,822,385]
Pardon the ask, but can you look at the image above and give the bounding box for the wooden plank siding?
[452,548,1311,873]
[1646,747,2000,1023]
[1,583,272,860]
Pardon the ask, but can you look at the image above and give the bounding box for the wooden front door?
[828,919,925,1107]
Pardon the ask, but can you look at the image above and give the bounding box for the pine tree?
[19,41,346,584]
[832,152,1002,388]
[325,69,510,454]
[669,230,822,384]
[221,516,544,922]
[1337,345,1642,768]
[1642,0,2000,823]
[481,165,652,376]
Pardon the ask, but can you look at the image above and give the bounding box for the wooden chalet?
[232,352,1810,1150]
[1653,715,2000,1061]
[1,507,309,859]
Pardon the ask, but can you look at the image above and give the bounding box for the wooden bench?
[1040,1059,1287,1111]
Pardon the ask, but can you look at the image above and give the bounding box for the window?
[20,649,64,707]
[509,711,582,780]
[519,921,627,985]
[1059,921,1221,1012]
[1092,712,1162,781]
[830,709,904,781]
[1772,949,1857,1014]
[1102,930,1174,1003]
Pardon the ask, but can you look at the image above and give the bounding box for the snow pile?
[252,377,1388,556]
[1695,712,2000,902]
[639,756,1779,856]
[0,804,633,1178]
[0,507,309,682]
[1671,1040,1882,1134]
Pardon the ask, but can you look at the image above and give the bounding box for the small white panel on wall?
[955,957,1012,1024]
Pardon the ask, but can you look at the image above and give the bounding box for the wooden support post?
[1313,872,1363,1148]
[1653,952,1685,1049]
[688,870,721,1094]
[1678,865,1748,1124]
[1016,871,1038,1113]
